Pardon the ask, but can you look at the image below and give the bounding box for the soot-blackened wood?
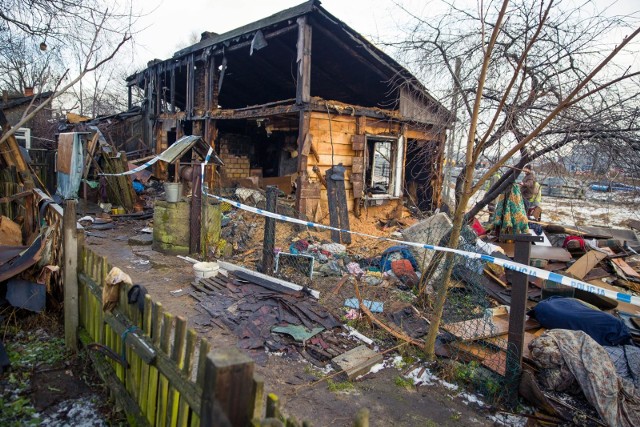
[262,186,278,275]
[190,164,202,254]
[326,166,341,243]
[296,17,311,105]
[325,165,351,244]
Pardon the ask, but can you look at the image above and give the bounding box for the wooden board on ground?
[482,330,541,361]
[564,250,608,280]
[588,279,640,316]
[448,341,506,376]
[331,345,383,379]
[496,243,572,262]
[545,262,568,272]
[611,258,640,278]
[583,267,611,281]
[442,314,539,341]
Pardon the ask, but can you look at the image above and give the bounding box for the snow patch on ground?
[405,366,459,392]
[369,362,385,374]
[458,391,486,407]
[40,397,107,427]
[488,412,528,427]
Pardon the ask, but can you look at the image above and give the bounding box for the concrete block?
[129,234,153,246]
[153,200,220,255]
[331,345,383,379]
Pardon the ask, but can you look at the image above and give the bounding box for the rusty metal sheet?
[0,245,27,266]
[0,234,44,282]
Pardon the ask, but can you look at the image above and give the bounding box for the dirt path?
[82,219,505,426]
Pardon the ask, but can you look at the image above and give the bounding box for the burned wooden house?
[127,0,451,220]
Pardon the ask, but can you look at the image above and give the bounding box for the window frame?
[364,134,404,199]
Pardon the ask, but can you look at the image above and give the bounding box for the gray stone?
[128,234,153,245]
[401,212,452,270]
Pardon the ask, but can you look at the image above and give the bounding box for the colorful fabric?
[529,329,640,427]
[492,184,529,234]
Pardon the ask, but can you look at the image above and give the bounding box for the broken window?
[365,136,404,198]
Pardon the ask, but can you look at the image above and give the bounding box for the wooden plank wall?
[304,111,442,221]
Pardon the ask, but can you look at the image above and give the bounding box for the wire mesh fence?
[202,182,531,405]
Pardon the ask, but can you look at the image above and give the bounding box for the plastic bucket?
[164,182,183,203]
[193,262,219,280]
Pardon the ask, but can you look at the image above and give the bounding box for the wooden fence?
[32,190,365,427]
[77,246,268,426]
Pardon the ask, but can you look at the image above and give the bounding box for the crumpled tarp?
[529,329,640,427]
[529,297,632,346]
[605,345,640,391]
[492,184,529,235]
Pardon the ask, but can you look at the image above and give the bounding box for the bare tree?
[0,31,62,95]
[0,0,137,144]
[387,0,640,358]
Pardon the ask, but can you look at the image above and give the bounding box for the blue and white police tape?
[100,157,159,176]
[203,191,640,308]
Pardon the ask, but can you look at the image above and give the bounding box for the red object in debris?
[391,259,419,287]
[471,217,487,236]
[563,235,586,251]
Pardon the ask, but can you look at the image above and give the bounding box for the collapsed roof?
[127,0,450,124]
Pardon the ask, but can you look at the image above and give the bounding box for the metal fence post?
[262,186,278,274]
[502,233,542,406]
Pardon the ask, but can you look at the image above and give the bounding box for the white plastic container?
[193,261,219,280]
[164,182,183,203]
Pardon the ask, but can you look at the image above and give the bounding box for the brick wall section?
[219,134,251,178]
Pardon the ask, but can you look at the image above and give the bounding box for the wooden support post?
[294,17,312,219]
[262,186,278,275]
[353,117,366,218]
[325,165,351,244]
[201,347,255,427]
[63,199,79,351]
[295,17,311,105]
[190,163,202,254]
[295,111,310,219]
[170,65,176,113]
[503,233,542,406]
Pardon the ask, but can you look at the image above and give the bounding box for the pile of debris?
[189,262,382,376]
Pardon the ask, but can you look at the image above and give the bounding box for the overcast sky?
[132,0,439,65]
[129,0,640,73]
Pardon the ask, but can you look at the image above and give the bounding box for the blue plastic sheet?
[56,132,84,199]
[7,279,46,312]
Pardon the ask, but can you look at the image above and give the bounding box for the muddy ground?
[0,313,121,426]
[83,215,509,426]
